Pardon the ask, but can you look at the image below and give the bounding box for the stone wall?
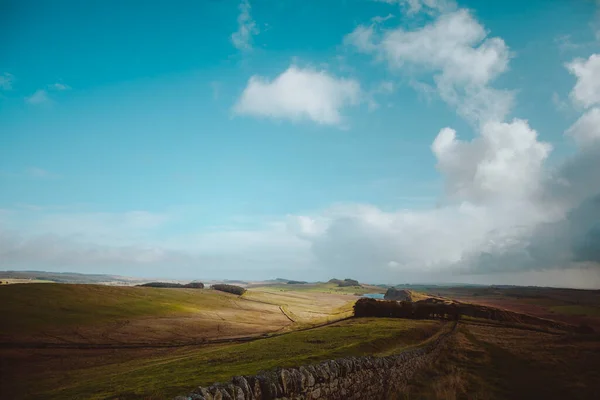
[176,323,456,400]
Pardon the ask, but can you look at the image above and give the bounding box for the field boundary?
[178,322,458,399]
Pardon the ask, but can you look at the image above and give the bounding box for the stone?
[176,328,457,400]
[311,388,321,399]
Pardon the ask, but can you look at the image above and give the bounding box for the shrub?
[183,282,205,289]
[353,298,460,320]
[211,284,246,295]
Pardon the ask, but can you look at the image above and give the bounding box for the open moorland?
[0,282,437,399]
[2,280,600,399]
[399,284,600,330]
[405,317,600,399]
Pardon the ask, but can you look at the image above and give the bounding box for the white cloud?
[233,66,361,126]
[0,72,14,90]
[565,107,600,147]
[333,8,600,283]
[231,0,258,51]
[380,10,509,86]
[567,54,600,108]
[432,119,552,204]
[25,89,50,105]
[346,9,512,124]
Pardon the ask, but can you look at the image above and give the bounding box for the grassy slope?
[243,288,355,327]
[404,319,600,399]
[29,318,442,400]
[0,284,241,334]
[0,284,358,341]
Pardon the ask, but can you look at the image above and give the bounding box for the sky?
[1,0,600,288]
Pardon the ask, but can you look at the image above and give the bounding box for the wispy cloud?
[371,14,395,24]
[25,89,50,105]
[366,81,396,110]
[0,72,14,90]
[48,82,71,91]
[552,92,571,114]
[231,0,258,51]
[25,82,70,105]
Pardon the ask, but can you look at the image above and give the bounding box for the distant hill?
[329,278,361,287]
[138,282,204,289]
[0,270,143,285]
[223,279,249,285]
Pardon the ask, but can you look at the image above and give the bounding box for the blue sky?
[1,0,600,287]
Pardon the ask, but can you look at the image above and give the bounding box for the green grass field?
[16,318,442,399]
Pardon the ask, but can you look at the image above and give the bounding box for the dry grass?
[243,287,355,327]
[0,283,358,345]
[1,318,442,400]
[0,283,362,399]
[403,319,600,400]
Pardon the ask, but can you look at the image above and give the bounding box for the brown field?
[416,285,600,330]
[404,318,600,399]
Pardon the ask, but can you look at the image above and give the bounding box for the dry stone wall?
[176,323,456,400]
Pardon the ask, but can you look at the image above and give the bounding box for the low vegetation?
[211,283,246,295]
[354,298,460,320]
[15,318,441,399]
[138,281,204,289]
[329,278,361,287]
[353,297,586,333]
[403,319,600,399]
